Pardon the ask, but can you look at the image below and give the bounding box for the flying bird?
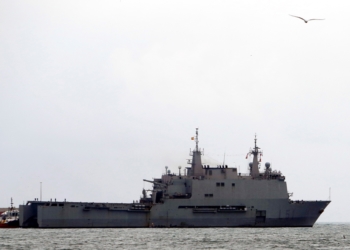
[289,15,325,23]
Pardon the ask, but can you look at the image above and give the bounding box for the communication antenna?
[40,182,42,201]
[165,166,168,175]
[329,187,331,201]
[178,166,182,176]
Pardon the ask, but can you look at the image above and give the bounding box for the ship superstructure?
[19,129,330,228]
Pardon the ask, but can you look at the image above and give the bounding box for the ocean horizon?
[1,223,349,249]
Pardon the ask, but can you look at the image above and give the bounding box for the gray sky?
[1,0,349,222]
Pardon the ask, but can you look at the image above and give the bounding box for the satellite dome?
[249,162,253,168]
[265,162,271,168]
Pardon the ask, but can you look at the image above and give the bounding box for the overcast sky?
[1,0,350,222]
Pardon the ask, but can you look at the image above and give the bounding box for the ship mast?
[195,128,199,152]
[190,128,204,176]
[247,134,262,177]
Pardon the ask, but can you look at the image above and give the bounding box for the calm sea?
[1,223,349,249]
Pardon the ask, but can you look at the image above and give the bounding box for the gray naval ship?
[19,129,330,228]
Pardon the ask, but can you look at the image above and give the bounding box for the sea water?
[1,223,349,249]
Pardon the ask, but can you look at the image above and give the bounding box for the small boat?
[0,198,19,228]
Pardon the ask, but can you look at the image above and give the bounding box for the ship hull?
[0,224,19,228]
[19,200,329,228]
[0,220,19,228]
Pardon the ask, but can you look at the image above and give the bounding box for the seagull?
[289,15,325,23]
